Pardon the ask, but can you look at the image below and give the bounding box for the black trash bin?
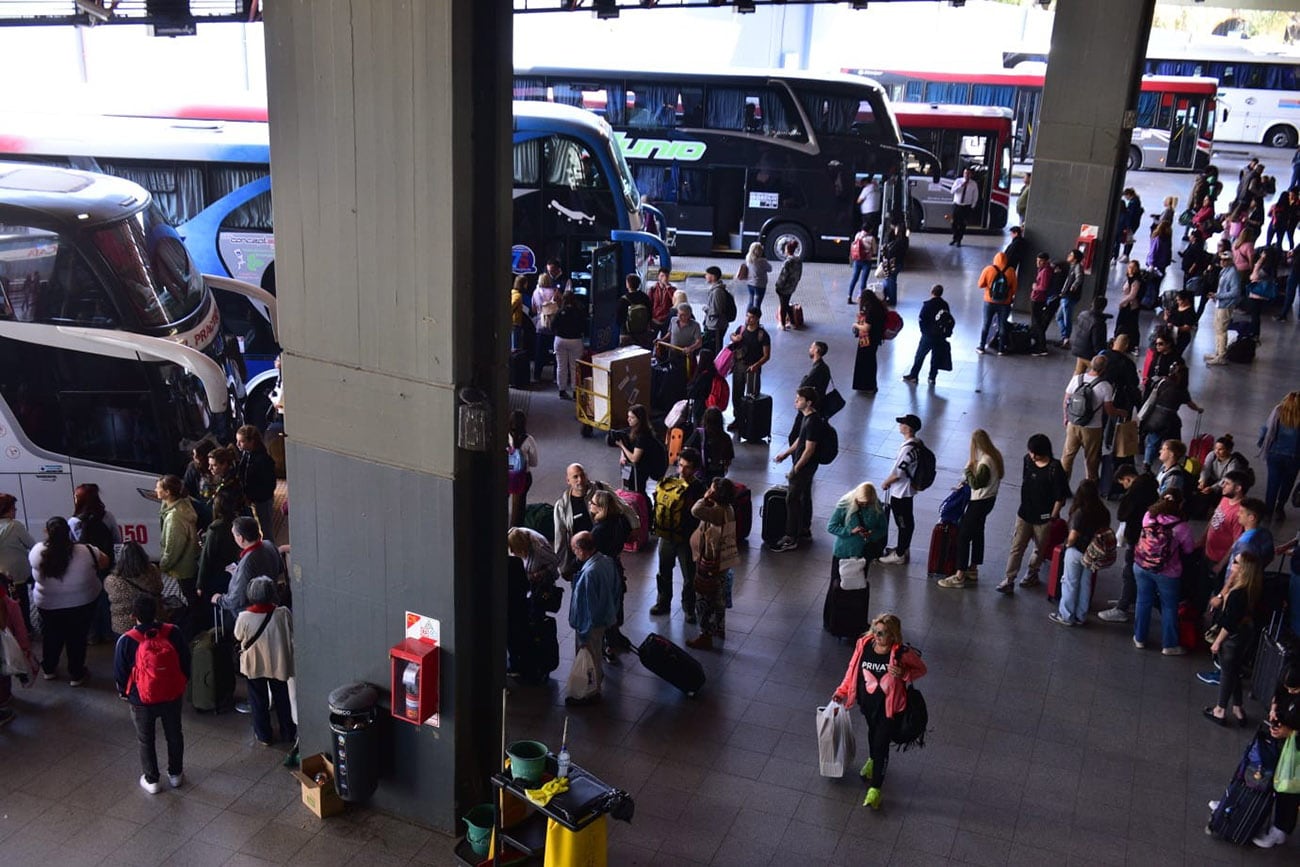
[328,682,381,802]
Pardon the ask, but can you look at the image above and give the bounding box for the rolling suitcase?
[524,616,560,683]
[823,561,871,639]
[732,482,753,542]
[509,348,532,389]
[926,523,959,579]
[761,486,788,547]
[790,303,805,329]
[189,605,236,713]
[632,632,705,697]
[735,372,773,443]
[1044,544,1097,603]
[1206,729,1280,845]
[1249,611,1292,702]
[616,489,651,553]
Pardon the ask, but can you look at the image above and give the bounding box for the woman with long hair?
[743,241,772,314]
[687,477,739,650]
[1132,495,1196,654]
[507,410,539,528]
[610,404,660,496]
[155,475,199,613]
[1050,479,1112,626]
[1140,362,1203,468]
[0,492,36,631]
[686,407,734,479]
[589,489,632,661]
[1146,219,1173,276]
[197,489,243,603]
[831,612,928,811]
[685,348,722,427]
[1115,260,1143,348]
[852,290,888,394]
[1204,550,1263,726]
[29,516,108,684]
[235,424,278,544]
[939,429,1005,589]
[183,439,217,501]
[824,482,888,639]
[208,445,247,514]
[1259,391,1300,519]
[104,541,163,636]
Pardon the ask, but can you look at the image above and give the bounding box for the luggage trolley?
[574,346,651,434]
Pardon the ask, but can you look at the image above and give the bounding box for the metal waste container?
[328,682,381,802]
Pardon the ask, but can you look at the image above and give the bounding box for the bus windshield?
[605,131,641,215]
[90,203,206,328]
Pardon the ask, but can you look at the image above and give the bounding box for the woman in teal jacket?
[824,482,888,639]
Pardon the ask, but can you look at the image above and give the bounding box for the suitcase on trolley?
[926,522,959,579]
[761,486,788,547]
[633,632,705,697]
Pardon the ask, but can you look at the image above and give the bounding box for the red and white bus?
[889,104,1014,232]
[858,68,1217,172]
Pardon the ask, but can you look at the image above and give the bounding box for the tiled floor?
[6,177,1300,863]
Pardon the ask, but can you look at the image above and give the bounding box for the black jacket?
[917,296,952,338]
[238,448,277,502]
[1116,472,1159,545]
[1071,310,1111,360]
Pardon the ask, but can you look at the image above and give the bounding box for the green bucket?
[505,740,549,784]
[463,803,496,857]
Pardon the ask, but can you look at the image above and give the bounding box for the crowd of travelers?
[498,151,1300,831]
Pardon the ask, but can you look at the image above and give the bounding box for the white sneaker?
[1252,826,1287,848]
[167,772,184,789]
[1097,607,1131,623]
[878,551,908,565]
[139,775,164,795]
[1207,800,1220,812]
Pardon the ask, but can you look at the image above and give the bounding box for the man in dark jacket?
[211,516,282,633]
[236,425,278,544]
[114,594,191,794]
[903,284,952,385]
[1100,334,1140,449]
[1097,465,1159,623]
[1070,294,1111,374]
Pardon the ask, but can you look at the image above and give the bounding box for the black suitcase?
[633,632,705,697]
[761,486,788,547]
[651,357,687,412]
[736,393,773,443]
[823,560,871,639]
[523,616,560,683]
[509,348,532,389]
[1249,611,1292,702]
[188,605,236,713]
[1002,322,1037,355]
[1206,729,1280,844]
[1226,337,1256,364]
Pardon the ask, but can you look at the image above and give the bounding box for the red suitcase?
[1045,517,1068,552]
[617,489,651,552]
[926,522,959,578]
[1046,543,1097,603]
[731,482,753,542]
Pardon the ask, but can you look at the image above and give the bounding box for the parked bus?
[1143,44,1300,149]
[890,104,1014,232]
[513,66,917,261]
[0,99,669,363]
[861,68,1217,172]
[0,162,248,555]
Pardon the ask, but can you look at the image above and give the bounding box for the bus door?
[1166,96,1201,170]
[10,470,72,535]
[1013,88,1041,161]
[712,165,746,252]
[586,243,622,352]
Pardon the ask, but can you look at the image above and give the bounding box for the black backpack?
[889,646,928,751]
[77,513,116,575]
[717,285,737,325]
[817,420,839,465]
[933,307,955,340]
[908,441,937,491]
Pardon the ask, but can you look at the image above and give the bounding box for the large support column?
[1027,0,1156,301]
[263,0,510,831]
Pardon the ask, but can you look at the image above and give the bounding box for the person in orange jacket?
[976,251,1019,355]
[830,612,927,811]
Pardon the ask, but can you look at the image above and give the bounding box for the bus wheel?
[1264,124,1297,150]
[1126,146,1142,172]
[909,198,925,232]
[765,223,811,261]
[244,380,277,432]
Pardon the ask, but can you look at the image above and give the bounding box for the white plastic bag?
[664,399,689,429]
[0,626,29,678]
[838,558,868,591]
[566,647,599,701]
[816,703,856,777]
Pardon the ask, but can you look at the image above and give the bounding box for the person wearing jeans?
[1259,392,1300,519]
[976,251,1017,354]
[769,388,824,552]
[1050,480,1110,626]
[879,415,924,566]
[1099,466,1160,622]
[114,595,190,793]
[1131,499,1196,654]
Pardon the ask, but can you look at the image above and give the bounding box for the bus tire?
[1126,146,1142,171]
[765,223,811,261]
[244,379,277,432]
[1264,124,1297,150]
[909,198,925,232]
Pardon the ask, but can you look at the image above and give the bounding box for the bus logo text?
[613,132,706,162]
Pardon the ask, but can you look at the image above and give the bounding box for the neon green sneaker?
[864,787,882,810]
[859,758,874,780]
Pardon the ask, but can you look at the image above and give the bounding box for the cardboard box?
[291,753,345,818]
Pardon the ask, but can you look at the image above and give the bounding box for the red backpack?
[125,624,187,703]
[706,376,730,411]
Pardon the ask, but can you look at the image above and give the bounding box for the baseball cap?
[896,414,922,432]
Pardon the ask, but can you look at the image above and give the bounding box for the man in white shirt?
[878,414,923,565]
[1061,355,1124,483]
[856,175,882,234]
[950,168,980,247]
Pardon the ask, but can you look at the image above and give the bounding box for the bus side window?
[0,228,119,327]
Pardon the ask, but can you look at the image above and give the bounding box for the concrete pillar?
[263,0,511,831]
[1026,0,1157,301]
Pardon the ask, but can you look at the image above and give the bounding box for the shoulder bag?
[241,611,274,654]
